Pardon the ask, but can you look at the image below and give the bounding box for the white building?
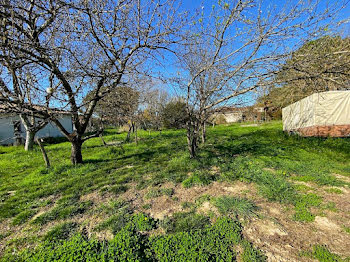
[0,113,73,145]
[282,91,350,137]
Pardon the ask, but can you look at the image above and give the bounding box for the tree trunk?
[186,125,198,158]
[36,138,50,168]
[135,125,138,145]
[71,139,83,165]
[25,130,35,151]
[201,121,206,144]
[126,125,132,142]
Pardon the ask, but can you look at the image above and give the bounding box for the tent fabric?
[282,91,350,132]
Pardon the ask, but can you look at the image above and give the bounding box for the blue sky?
[151,0,350,105]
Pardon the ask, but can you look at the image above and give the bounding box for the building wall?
[0,115,73,145]
[296,125,350,137]
[223,112,243,123]
[282,91,350,137]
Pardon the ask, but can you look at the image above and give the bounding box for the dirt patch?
[333,173,350,184]
[314,216,341,232]
[243,189,350,262]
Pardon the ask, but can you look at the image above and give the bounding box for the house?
[212,106,264,124]
[282,91,350,137]
[0,107,73,145]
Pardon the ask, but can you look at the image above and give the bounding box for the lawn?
[0,121,349,261]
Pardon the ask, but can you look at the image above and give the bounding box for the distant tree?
[84,86,139,127]
[140,88,168,130]
[160,99,188,129]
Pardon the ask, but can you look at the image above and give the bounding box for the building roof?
[0,103,71,115]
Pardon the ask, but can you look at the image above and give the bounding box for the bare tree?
[0,54,50,151]
[172,0,347,158]
[0,0,185,164]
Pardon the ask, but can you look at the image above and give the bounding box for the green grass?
[0,121,349,259]
[302,245,345,262]
[213,196,258,218]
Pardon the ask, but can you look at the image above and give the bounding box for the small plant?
[109,184,129,195]
[325,188,343,194]
[182,171,215,188]
[33,195,93,225]
[342,226,350,234]
[12,209,37,225]
[132,213,157,231]
[181,201,194,209]
[258,173,297,203]
[302,245,344,262]
[144,188,174,199]
[161,211,210,233]
[44,221,78,242]
[293,193,322,222]
[213,196,258,218]
[241,240,267,262]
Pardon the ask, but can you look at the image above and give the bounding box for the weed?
[182,171,215,188]
[343,226,350,234]
[33,196,93,225]
[161,211,210,233]
[325,188,343,194]
[44,222,78,242]
[109,185,129,195]
[241,240,267,262]
[302,245,344,262]
[213,196,258,218]
[294,193,322,222]
[144,188,174,199]
[258,173,297,204]
[12,209,37,225]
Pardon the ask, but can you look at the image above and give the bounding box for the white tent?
[282,91,350,137]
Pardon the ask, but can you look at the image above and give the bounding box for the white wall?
[0,114,73,145]
[282,91,350,131]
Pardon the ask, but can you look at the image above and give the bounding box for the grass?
[302,245,345,262]
[0,121,349,259]
[213,196,258,218]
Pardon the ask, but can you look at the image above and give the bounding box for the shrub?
[160,100,188,129]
